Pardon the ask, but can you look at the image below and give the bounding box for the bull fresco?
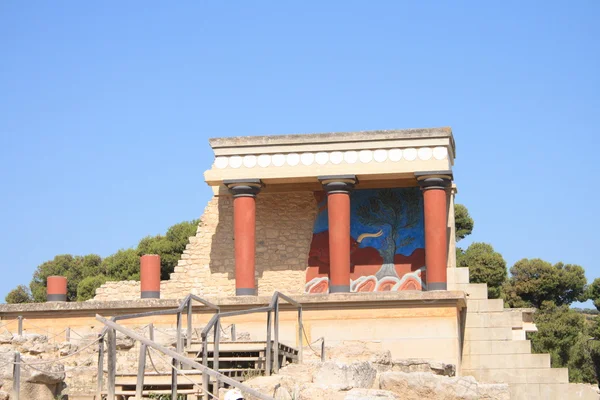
[305,187,426,293]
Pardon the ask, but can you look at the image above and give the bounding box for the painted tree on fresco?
[356,188,421,279]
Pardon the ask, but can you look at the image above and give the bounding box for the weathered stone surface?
[0,350,15,379]
[25,362,65,384]
[115,333,135,350]
[392,359,456,377]
[344,388,401,400]
[0,390,8,400]
[313,361,377,390]
[58,342,78,357]
[379,371,509,400]
[0,332,13,345]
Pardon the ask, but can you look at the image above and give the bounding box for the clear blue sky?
[1,2,598,303]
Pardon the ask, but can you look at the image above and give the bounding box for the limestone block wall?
[94,192,317,301]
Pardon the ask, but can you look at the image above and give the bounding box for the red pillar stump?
[47,276,67,302]
[417,173,452,290]
[226,179,263,296]
[319,175,356,293]
[141,254,161,299]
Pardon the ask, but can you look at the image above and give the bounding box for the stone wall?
[94,191,317,301]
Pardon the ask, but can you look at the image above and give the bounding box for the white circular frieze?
[359,150,373,163]
[315,152,329,165]
[330,151,343,164]
[373,149,388,162]
[229,156,243,168]
[344,151,358,164]
[300,152,315,166]
[433,147,448,160]
[403,148,417,161]
[286,153,300,166]
[257,154,271,167]
[243,155,257,168]
[215,157,229,169]
[388,148,402,162]
[417,147,432,161]
[272,154,286,167]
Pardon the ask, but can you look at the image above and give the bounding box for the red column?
[226,180,262,296]
[320,176,356,293]
[141,254,161,299]
[47,276,67,302]
[418,175,451,290]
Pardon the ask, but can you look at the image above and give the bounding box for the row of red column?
[225,173,452,295]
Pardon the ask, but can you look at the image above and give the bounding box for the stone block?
[313,361,377,390]
[461,353,550,370]
[456,283,488,300]
[464,327,512,341]
[509,383,540,400]
[464,339,531,356]
[466,299,504,313]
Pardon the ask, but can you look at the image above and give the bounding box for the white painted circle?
[257,154,271,167]
[315,152,329,165]
[272,154,286,167]
[417,147,433,161]
[373,149,388,163]
[229,156,243,168]
[344,151,358,164]
[388,149,402,162]
[433,147,448,160]
[300,152,315,166]
[243,155,257,168]
[359,150,373,163]
[215,157,229,169]
[330,151,343,164]
[403,148,417,161]
[286,153,300,166]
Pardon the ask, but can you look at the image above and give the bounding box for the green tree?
[455,204,474,242]
[101,249,140,281]
[137,219,199,280]
[504,259,587,308]
[77,275,108,301]
[587,278,600,311]
[457,242,506,299]
[5,285,32,304]
[530,302,598,383]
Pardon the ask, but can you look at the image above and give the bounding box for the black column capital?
[224,179,263,198]
[415,171,452,191]
[318,175,357,195]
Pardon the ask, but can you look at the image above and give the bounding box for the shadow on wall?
[208,192,318,291]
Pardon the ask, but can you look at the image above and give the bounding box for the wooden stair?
[101,340,299,399]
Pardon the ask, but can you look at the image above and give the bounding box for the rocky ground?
[241,342,510,400]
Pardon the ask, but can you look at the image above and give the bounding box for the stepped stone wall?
[94,192,317,301]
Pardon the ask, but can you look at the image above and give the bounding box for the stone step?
[455,283,488,299]
[462,353,551,370]
[507,383,595,400]
[466,298,504,313]
[463,339,531,355]
[464,327,513,341]
[462,367,568,384]
[465,312,516,328]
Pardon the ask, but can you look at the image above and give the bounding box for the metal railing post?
[266,310,272,376]
[13,352,20,400]
[321,338,326,362]
[187,299,193,349]
[66,327,71,343]
[171,357,178,399]
[273,300,280,373]
[231,324,236,342]
[107,328,116,400]
[17,316,22,336]
[214,318,220,388]
[201,332,209,400]
[176,311,183,355]
[136,343,147,400]
[96,334,104,399]
[298,307,303,364]
[148,323,154,341]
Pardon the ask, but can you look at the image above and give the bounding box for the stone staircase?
[448,267,598,400]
